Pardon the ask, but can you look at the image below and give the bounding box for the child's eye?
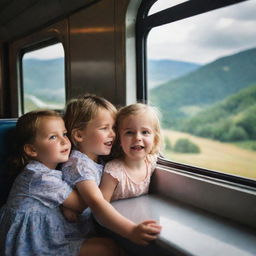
[125,131,133,135]
[49,135,57,140]
[100,127,107,130]
[63,132,68,137]
[142,130,150,135]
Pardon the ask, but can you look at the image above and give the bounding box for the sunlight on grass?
[163,129,256,180]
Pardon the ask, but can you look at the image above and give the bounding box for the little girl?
[100,103,162,202]
[61,95,161,246]
[0,110,118,256]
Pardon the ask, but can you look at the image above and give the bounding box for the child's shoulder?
[25,161,52,177]
[147,154,158,167]
[105,158,123,168]
[62,150,86,167]
[104,159,125,175]
[26,161,63,183]
[103,159,124,181]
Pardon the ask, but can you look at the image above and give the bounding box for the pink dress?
[104,155,157,201]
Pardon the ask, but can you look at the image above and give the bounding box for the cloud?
[23,43,64,60]
[147,0,256,64]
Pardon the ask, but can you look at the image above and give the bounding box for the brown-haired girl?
[0,109,118,256]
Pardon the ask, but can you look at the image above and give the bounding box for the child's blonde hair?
[114,103,163,158]
[64,94,117,147]
[12,109,61,173]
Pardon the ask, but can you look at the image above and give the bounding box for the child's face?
[77,108,115,162]
[29,116,71,169]
[119,112,155,161]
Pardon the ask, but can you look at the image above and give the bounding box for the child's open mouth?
[131,145,144,150]
[61,148,70,154]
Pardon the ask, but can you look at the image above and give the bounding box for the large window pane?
[22,43,65,113]
[147,0,256,179]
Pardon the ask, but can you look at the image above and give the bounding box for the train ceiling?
[0,0,98,42]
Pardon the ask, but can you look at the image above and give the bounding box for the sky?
[148,0,256,64]
[23,43,64,60]
[24,0,256,64]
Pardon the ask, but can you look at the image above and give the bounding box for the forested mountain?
[180,84,256,142]
[150,48,256,127]
[23,48,256,143]
[23,57,200,104]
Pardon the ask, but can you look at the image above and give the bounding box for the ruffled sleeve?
[104,160,123,182]
[27,164,72,208]
[62,150,103,187]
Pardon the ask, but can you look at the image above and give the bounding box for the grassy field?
[163,129,256,180]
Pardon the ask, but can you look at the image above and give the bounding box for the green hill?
[181,84,256,142]
[150,47,256,127]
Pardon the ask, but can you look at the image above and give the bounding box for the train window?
[21,43,65,113]
[138,0,256,181]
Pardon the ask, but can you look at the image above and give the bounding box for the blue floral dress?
[62,150,103,187]
[0,161,85,256]
[61,150,104,235]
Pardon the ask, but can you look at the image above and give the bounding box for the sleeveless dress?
[104,155,157,201]
[0,160,85,256]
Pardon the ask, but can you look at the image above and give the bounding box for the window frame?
[9,20,69,117]
[135,0,256,187]
[20,39,65,114]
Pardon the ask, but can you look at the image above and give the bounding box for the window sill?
[112,193,256,256]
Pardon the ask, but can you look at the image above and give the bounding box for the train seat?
[0,119,17,207]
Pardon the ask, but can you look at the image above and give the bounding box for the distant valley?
[23,47,256,146]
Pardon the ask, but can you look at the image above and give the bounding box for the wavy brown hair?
[64,94,117,148]
[10,109,61,177]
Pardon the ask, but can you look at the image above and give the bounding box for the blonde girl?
[0,110,117,256]
[61,95,161,246]
[100,103,162,201]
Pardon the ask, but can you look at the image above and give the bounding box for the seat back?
[0,119,17,206]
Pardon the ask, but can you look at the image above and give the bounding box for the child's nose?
[135,132,142,140]
[61,136,69,145]
[109,128,115,138]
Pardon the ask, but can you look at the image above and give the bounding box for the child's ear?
[24,144,38,158]
[72,129,84,143]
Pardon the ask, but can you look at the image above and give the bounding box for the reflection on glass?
[22,43,65,113]
[147,1,256,179]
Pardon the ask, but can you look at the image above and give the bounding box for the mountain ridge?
[149,47,256,126]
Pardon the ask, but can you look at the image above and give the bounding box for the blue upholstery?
[0,119,17,206]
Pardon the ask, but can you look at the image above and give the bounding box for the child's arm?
[77,180,161,245]
[60,205,80,222]
[99,172,118,201]
[62,189,87,214]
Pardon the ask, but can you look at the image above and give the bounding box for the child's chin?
[102,150,111,155]
[61,157,69,162]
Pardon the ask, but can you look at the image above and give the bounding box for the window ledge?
[112,194,256,256]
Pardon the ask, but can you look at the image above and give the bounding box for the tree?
[173,138,200,153]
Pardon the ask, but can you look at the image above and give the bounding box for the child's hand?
[61,206,79,222]
[129,220,162,245]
